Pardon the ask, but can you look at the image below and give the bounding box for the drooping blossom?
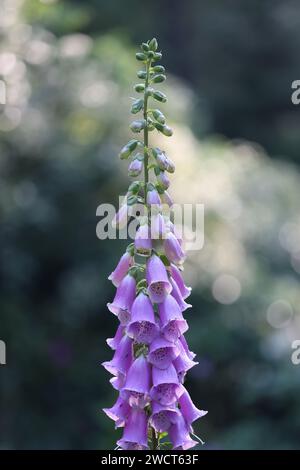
[107,273,136,325]
[127,292,159,344]
[108,251,133,287]
[146,254,172,303]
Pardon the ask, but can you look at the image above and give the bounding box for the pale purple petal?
[151,364,184,405]
[146,254,172,303]
[135,224,152,255]
[107,274,136,324]
[102,334,133,376]
[103,396,131,428]
[170,264,191,299]
[106,324,125,350]
[108,252,133,287]
[121,355,151,408]
[117,408,148,450]
[170,276,192,312]
[164,231,185,264]
[179,388,208,426]
[127,293,159,344]
[150,402,179,432]
[158,295,188,342]
[169,413,198,450]
[148,335,180,369]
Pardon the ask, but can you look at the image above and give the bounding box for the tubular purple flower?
[156,150,169,171]
[179,334,196,360]
[108,252,133,287]
[164,231,185,264]
[170,264,191,299]
[179,388,207,426]
[103,396,131,428]
[150,213,166,239]
[146,254,172,303]
[127,292,159,344]
[157,171,170,190]
[147,186,161,207]
[110,373,126,391]
[170,276,192,312]
[128,158,143,177]
[102,334,133,377]
[148,335,180,369]
[121,355,151,408]
[174,340,198,382]
[117,408,148,450]
[158,294,188,342]
[112,203,128,229]
[168,413,197,450]
[107,273,136,325]
[161,190,173,207]
[150,363,184,405]
[150,402,179,432]
[134,223,152,255]
[106,324,125,350]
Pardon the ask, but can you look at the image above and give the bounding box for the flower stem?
[143,58,151,204]
[143,57,158,452]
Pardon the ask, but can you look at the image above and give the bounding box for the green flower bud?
[141,42,149,52]
[149,38,158,51]
[152,65,165,73]
[137,70,147,79]
[130,119,146,133]
[147,51,154,59]
[136,52,146,61]
[152,90,167,103]
[131,98,144,114]
[152,109,166,124]
[152,74,166,84]
[134,83,145,93]
[119,139,139,159]
[127,194,138,206]
[154,122,173,136]
[147,118,155,131]
[128,181,141,194]
[153,52,162,61]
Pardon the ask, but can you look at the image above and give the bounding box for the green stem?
[143,59,151,204]
[143,57,159,452]
[151,426,159,450]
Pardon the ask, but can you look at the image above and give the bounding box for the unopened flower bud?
[166,158,175,173]
[141,42,149,52]
[152,65,165,73]
[149,38,158,51]
[147,51,155,59]
[136,52,146,61]
[156,171,170,190]
[154,122,173,136]
[128,181,141,194]
[130,120,145,133]
[134,83,145,93]
[128,158,143,177]
[119,139,139,159]
[152,90,167,103]
[153,52,162,61]
[152,109,166,124]
[147,184,161,207]
[137,70,147,79]
[131,99,143,114]
[152,74,166,83]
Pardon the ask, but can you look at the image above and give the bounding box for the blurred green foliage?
[0,0,300,450]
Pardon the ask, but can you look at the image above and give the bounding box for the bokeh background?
[1,0,300,450]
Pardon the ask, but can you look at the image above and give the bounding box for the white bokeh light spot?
[212,274,241,305]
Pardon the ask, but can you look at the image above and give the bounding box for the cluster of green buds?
[118,37,175,211]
